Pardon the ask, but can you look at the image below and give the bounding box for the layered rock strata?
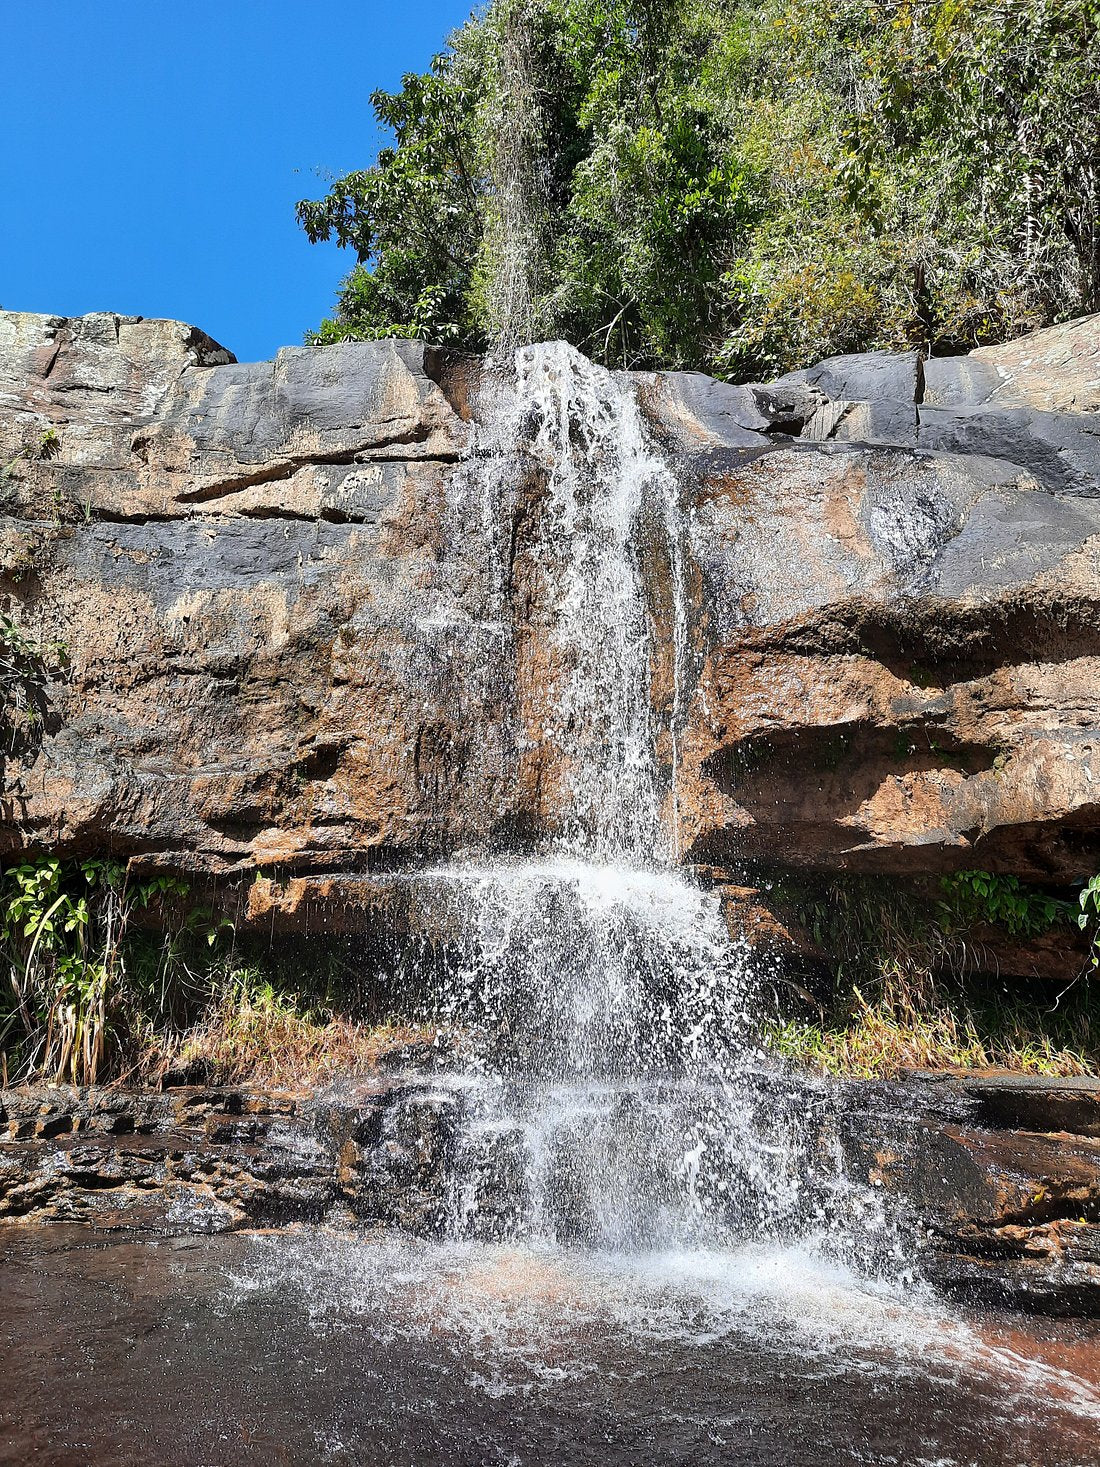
[3,1075,1098,1314]
[1,306,1099,1021]
[3,310,1099,908]
[643,317,1100,888]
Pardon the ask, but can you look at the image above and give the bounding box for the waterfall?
[412,341,896,1269]
[498,341,687,860]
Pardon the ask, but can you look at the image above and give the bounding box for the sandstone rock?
[652,320,1100,887]
[6,1075,1100,1313]
[834,1074,1100,1313]
[927,315,1100,414]
[3,308,1100,911]
[0,315,521,879]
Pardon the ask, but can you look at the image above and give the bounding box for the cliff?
[2,309,1099,947]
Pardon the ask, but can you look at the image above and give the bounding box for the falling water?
[452,339,689,858]
[10,346,1093,1467]
[411,341,898,1271]
[501,342,688,859]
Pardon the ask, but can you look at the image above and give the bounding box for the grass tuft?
[148,967,434,1087]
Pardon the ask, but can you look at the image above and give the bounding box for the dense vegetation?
[766,871,1100,1077]
[0,856,418,1087]
[298,0,1100,376]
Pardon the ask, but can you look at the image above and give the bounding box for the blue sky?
[0,1,474,362]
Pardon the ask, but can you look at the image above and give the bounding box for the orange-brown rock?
[645,322,1100,885]
[0,313,525,878]
[3,309,1100,909]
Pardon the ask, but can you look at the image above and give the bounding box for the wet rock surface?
[4,1225,1099,1467]
[4,1075,1100,1316]
[0,1079,468,1236]
[3,310,1100,919]
[846,1074,1100,1315]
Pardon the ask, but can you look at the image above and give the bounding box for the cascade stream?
[5,340,1100,1467]
[396,342,896,1269]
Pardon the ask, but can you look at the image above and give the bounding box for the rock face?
[4,1075,1099,1314]
[2,308,1100,918]
[0,1080,463,1235]
[850,1074,1100,1315]
[643,328,1100,888]
[0,312,518,880]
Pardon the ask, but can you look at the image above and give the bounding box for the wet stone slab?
[3,1076,1100,1317]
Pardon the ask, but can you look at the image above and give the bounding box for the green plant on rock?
[1079,875,1100,968]
[0,857,195,1085]
[0,614,66,779]
[939,869,1074,940]
[0,426,62,483]
[763,872,1096,1079]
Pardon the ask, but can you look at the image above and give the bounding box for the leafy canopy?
[298,0,1100,375]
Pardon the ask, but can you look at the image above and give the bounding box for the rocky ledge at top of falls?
[2,309,1100,943]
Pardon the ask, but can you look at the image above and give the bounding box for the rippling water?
[3,1225,1099,1467]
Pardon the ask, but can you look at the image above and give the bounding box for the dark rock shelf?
[3,1073,1100,1316]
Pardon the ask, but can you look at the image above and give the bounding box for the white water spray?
[414,342,893,1267]
[504,343,688,860]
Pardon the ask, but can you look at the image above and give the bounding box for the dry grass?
[763,874,1097,1079]
[765,986,1095,1079]
[136,970,438,1087]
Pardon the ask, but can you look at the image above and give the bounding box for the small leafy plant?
[0,857,195,1084]
[1079,876,1100,969]
[940,870,1073,940]
[0,613,67,772]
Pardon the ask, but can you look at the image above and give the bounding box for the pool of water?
[2,1225,1098,1466]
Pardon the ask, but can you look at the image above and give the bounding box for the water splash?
[413,341,895,1271]
[506,343,688,860]
[420,860,743,1078]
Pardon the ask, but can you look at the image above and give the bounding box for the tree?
[297,0,1100,376]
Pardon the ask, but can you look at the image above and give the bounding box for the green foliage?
[297,51,487,346]
[1079,875,1100,967]
[0,614,66,775]
[764,871,1096,1077]
[940,869,1074,939]
[0,860,413,1087]
[0,856,210,1085]
[299,0,1100,373]
[169,963,428,1087]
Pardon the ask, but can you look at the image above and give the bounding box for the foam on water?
[231,1229,1100,1431]
[7,1221,1096,1467]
